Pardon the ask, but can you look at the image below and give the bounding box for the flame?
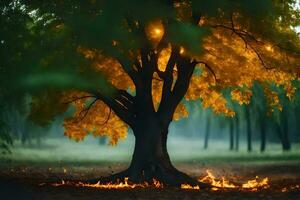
[153,178,163,188]
[199,170,236,189]
[48,170,286,192]
[181,170,270,191]
[181,184,200,190]
[242,176,269,191]
[51,177,163,189]
[281,184,300,192]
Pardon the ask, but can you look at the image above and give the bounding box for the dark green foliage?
[0,120,13,154]
[0,0,299,153]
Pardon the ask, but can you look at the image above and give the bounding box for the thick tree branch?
[170,58,196,108]
[158,55,196,122]
[115,90,136,112]
[115,56,141,85]
[90,84,136,127]
[134,47,158,115]
[96,92,135,127]
[157,46,179,114]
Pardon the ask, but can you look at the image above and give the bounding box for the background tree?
[1,0,300,187]
[203,110,211,150]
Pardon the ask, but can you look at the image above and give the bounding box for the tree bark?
[89,117,210,187]
[88,45,208,187]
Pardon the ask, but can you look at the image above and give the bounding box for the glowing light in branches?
[146,20,164,42]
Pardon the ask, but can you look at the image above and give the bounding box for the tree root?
[87,167,212,189]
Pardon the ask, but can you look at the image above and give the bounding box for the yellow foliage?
[62,19,299,143]
[173,103,189,121]
[231,89,252,105]
[263,87,282,113]
[62,91,128,145]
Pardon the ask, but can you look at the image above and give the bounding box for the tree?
[0,119,12,154]
[229,118,234,151]
[245,105,252,152]
[2,0,300,187]
[203,112,211,150]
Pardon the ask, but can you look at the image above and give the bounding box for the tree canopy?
[1,0,300,145]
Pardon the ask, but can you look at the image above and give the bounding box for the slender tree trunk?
[275,110,291,151]
[98,136,107,145]
[281,111,291,151]
[234,116,239,151]
[229,119,234,150]
[275,122,291,151]
[204,116,210,149]
[260,120,266,152]
[245,106,252,152]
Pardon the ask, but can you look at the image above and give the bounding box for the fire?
[281,184,300,192]
[242,176,269,191]
[48,170,300,192]
[51,177,163,189]
[181,170,270,192]
[153,178,163,188]
[199,170,236,189]
[181,184,200,190]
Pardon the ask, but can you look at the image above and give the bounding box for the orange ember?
[181,170,270,192]
[242,176,269,191]
[51,177,163,189]
[281,184,300,192]
[181,184,200,190]
[199,170,236,189]
[48,170,299,192]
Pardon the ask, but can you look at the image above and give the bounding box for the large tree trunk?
[87,44,207,187]
[89,118,210,187]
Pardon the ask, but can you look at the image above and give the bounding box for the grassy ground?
[2,135,300,164]
[1,136,300,199]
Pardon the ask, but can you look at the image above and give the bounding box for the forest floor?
[0,137,300,199]
[0,161,300,200]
